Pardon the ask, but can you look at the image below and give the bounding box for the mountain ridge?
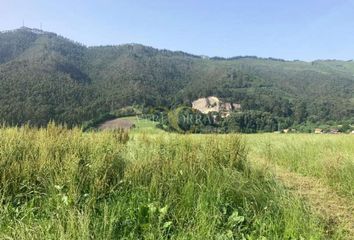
[0,27,353,128]
[4,27,353,62]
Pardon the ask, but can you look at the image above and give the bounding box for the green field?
[122,116,165,134]
[0,124,353,239]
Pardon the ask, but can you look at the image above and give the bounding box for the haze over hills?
[0,27,354,127]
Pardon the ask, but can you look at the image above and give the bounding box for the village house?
[314,128,323,134]
[192,96,220,114]
[232,103,242,111]
[329,129,339,134]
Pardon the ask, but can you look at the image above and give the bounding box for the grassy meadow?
[0,124,351,239]
[246,134,354,200]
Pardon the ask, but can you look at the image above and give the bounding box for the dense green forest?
[0,27,354,130]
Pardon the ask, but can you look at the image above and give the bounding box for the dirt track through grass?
[254,156,354,238]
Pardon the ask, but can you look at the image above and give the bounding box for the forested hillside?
[1,27,353,127]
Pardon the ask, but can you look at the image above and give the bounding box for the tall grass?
[0,125,336,239]
[246,134,354,200]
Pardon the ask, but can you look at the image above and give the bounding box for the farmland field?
[246,134,354,200]
[245,134,354,237]
[0,124,353,239]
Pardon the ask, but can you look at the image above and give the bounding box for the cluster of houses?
[191,96,241,118]
[279,128,354,134]
[314,128,354,134]
[315,128,338,134]
[191,97,354,135]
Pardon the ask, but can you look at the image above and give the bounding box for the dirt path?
[253,157,354,238]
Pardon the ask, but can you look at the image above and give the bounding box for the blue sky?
[1,0,353,60]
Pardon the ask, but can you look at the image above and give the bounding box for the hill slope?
[0,27,353,126]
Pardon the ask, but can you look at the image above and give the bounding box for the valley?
[1,26,354,239]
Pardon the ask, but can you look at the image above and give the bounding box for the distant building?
[192,96,220,114]
[329,129,339,134]
[223,103,232,111]
[314,128,323,134]
[283,129,290,133]
[232,103,242,111]
[351,130,354,134]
